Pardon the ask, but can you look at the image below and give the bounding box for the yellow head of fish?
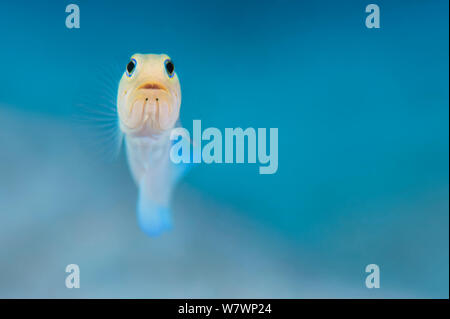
[117,53,181,136]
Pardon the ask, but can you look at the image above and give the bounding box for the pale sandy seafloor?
[0,106,447,298]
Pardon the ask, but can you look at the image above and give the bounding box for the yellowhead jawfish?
[117,53,183,236]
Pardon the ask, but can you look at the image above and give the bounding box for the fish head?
[117,53,181,136]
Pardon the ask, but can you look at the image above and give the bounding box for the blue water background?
[0,0,448,297]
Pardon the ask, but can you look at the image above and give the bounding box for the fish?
[116,53,184,237]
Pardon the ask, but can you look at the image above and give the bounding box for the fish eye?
[126,58,137,77]
[164,59,175,78]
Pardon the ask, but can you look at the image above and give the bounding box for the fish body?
[116,53,182,236]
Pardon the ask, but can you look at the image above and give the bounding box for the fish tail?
[137,190,172,237]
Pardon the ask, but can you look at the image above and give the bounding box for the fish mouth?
[118,81,177,134]
[137,82,168,92]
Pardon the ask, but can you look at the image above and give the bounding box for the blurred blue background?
[0,0,448,298]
